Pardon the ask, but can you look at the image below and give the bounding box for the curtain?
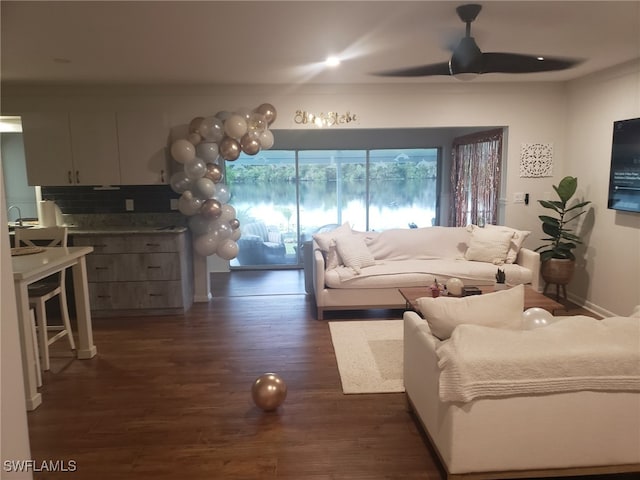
[449,129,503,227]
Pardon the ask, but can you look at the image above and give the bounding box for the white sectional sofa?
[312,223,541,319]
[403,308,640,479]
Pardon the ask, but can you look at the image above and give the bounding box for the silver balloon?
[196,142,219,162]
[200,116,224,143]
[259,129,274,150]
[522,308,555,330]
[193,177,216,199]
[212,183,231,203]
[251,373,287,411]
[169,171,193,194]
[184,157,206,179]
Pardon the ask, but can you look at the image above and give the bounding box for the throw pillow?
[334,234,376,274]
[464,225,514,265]
[484,224,531,264]
[313,222,352,270]
[417,284,525,340]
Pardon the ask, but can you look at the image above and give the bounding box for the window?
[449,129,504,227]
[226,147,441,268]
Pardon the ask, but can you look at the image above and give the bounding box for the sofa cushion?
[416,284,525,340]
[464,226,514,265]
[334,234,376,274]
[484,224,531,264]
[366,226,470,260]
[313,222,353,270]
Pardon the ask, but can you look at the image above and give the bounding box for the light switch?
[513,192,526,204]
[125,199,134,211]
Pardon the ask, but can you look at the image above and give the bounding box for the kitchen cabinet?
[22,112,120,186]
[72,231,193,316]
[116,112,171,185]
[21,111,171,186]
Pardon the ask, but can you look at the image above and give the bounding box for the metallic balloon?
[189,116,205,134]
[200,199,222,219]
[204,163,223,183]
[251,373,287,411]
[219,136,241,161]
[247,112,267,132]
[229,218,240,230]
[240,133,261,155]
[200,116,224,143]
[255,103,277,125]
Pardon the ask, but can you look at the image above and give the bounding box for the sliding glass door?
[226,147,440,269]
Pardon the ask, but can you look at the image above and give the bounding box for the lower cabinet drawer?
[89,281,184,310]
[86,253,180,282]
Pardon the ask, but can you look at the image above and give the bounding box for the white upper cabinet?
[116,112,171,185]
[22,112,120,186]
[21,111,171,186]
[69,112,120,185]
[22,112,74,186]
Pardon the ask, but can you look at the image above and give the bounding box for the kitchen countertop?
[65,225,188,235]
[8,224,188,235]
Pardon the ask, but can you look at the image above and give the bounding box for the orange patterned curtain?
[449,129,503,227]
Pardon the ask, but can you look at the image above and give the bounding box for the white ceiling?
[1,1,639,86]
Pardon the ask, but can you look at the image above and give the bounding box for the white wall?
[1,81,568,244]
[0,161,33,479]
[565,60,640,317]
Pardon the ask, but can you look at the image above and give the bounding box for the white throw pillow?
[416,284,525,340]
[313,222,352,270]
[334,234,375,274]
[484,224,531,264]
[464,225,514,265]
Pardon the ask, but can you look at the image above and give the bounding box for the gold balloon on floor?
[251,373,287,411]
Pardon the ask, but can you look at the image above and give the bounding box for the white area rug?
[329,320,404,394]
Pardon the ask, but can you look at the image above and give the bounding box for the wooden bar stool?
[15,226,75,371]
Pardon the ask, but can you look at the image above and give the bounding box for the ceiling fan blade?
[372,62,451,77]
[481,53,582,74]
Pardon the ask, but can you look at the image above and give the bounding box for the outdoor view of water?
[231,178,438,237]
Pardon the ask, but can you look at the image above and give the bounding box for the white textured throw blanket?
[436,315,640,402]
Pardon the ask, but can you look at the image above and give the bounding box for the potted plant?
[495,268,507,289]
[535,176,591,291]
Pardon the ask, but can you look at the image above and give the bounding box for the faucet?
[7,205,23,226]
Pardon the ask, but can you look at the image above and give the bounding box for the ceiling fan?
[374,3,581,79]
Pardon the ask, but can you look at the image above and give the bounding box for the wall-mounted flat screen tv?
[608,117,640,213]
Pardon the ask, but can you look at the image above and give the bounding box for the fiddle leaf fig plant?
[535,176,591,262]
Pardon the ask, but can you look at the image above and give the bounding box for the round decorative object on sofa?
[446,278,464,296]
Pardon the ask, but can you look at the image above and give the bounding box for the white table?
[12,246,96,410]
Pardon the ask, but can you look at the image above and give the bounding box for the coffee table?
[399,285,563,314]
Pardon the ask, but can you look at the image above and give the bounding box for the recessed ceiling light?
[536,56,545,61]
[325,56,340,67]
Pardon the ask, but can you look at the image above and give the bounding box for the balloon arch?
[168,104,277,260]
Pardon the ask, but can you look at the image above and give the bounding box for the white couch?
[404,309,640,479]
[312,224,541,319]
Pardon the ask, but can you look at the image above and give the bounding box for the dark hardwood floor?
[27,270,628,479]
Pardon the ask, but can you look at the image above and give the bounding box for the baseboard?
[566,292,618,319]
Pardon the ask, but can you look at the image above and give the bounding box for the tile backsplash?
[42,185,180,215]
